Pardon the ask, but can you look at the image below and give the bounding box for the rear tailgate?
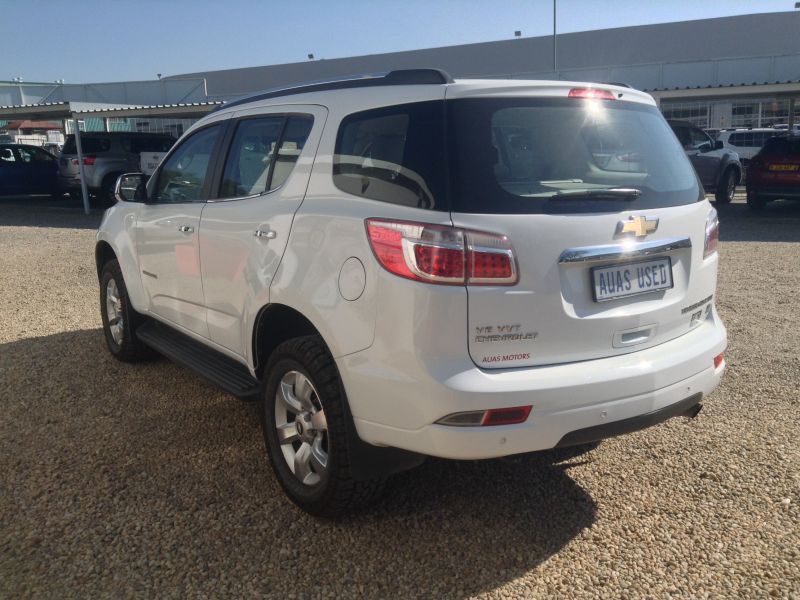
[445,83,717,369]
[453,203,715,368]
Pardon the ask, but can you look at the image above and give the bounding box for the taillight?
[568,87,617,100]
[365,218,518,286]
[82,155,96,166]
[436,405,532,427]
[704,207,719,259]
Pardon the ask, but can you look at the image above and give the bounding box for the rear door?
[15,146,58,193]
[0,146,25,193]
[447,92,716,369]
[199,105,326,356]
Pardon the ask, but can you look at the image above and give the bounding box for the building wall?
[166,11,800,99]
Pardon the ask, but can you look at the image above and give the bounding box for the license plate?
[592,258,673,302]
[769,164,799,171]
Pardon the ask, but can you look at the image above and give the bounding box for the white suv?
[97,70,727,515]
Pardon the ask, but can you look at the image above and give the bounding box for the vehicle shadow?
[1,328,598,597]
[0,196,103,229]
[717,198,800,243]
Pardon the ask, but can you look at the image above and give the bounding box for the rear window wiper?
[552,188,642,200]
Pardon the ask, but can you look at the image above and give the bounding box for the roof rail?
[219,69,454,111]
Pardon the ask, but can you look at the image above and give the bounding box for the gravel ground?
[1,195,798,598]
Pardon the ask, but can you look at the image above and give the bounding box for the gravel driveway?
[1,196,798,598]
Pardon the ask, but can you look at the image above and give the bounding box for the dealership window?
[660,101,710,128]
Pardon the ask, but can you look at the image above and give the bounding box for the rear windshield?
[123,136,175,153]
[448,98,702,214]
[760,137,800,157]
[62,136,111,154]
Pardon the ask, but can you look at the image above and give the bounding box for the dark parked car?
[668,120,742,204]
[746,134,800,210]
[0,144,61,197]
[59,132,175,202]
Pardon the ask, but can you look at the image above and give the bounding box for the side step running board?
[136,321,261,400]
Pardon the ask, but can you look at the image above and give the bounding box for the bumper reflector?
[714,353,724,369]
[437,405,532,427]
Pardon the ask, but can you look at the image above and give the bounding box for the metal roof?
[0,101,223,121]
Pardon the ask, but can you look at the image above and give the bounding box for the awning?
[0,101,223,214]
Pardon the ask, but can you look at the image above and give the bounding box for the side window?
[18,147,55,163]
[333,101,446,209]
[0,147,16,164]
[155,125,221,203]
[690,128,712,150]
[220,115,314,198]
[220,117,284,198]
[270,116,314,190]
[673,126,691,148]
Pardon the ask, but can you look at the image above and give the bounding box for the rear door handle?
[178,225,194,233]
[254,229,277,239]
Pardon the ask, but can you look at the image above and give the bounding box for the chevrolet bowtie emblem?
[616,216,659,238]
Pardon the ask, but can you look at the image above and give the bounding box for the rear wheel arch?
[253,303,425,486]
[252,304,322,378]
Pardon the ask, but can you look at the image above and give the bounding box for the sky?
[3,0,797,83]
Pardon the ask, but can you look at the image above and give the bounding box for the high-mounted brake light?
[365,219,518,286]
[704,207,719,259]
[568,88,617,100]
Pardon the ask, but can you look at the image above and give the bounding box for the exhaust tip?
[682,403,703,419]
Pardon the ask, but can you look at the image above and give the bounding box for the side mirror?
[715,140,724,150]
[698,142,712,153]
[115,173,148,203]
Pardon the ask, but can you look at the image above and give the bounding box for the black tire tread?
[100,259,154,362]
[262,335,385,516]
[714,167,736,204]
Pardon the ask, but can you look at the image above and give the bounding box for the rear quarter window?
[62,136,111,154]
[124,137,176,153]
[332,101,446,210]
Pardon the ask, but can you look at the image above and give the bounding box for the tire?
[99,173,122,204]
[715,167,737,204]
[261,335,385,516]
[746,189,767,211]
[99,259,153,362]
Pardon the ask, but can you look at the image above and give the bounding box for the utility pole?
[553,0,557,75]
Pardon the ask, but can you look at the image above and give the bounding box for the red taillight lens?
[436,405,532,427]
[365,219,517,286]
[704,207,719,259]
[482,405,532,426]
[82,155,96,166]
[568,87,617,100]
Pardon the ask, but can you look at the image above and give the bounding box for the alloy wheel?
[105,278,124,345]
[274,370,329,486]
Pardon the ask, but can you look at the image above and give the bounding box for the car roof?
[211,68,654,119]
[64,132,174,138]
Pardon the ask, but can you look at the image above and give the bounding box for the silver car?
[59,132,174,202]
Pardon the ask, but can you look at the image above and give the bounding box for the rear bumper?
[58,174,100,191]
[747,185,800,199]
[344,312,726,460]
